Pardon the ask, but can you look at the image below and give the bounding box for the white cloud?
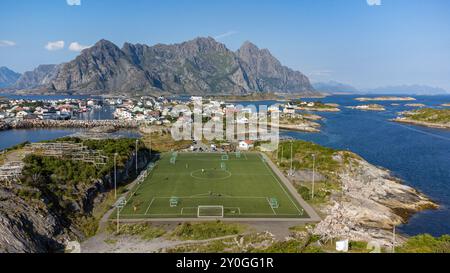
[45,40,65,51]
[67,0,81,6]
[213,31,238,40]
[69,42,91,52]
[367,0,381,6]
[0,40,16,47]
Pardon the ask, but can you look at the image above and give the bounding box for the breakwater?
[0,119,144,131]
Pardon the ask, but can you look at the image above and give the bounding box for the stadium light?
[311,154,316,199]
[290,141,293,175]
[135,139,138,175]
[114,152,118,199]
[114,197,127,234]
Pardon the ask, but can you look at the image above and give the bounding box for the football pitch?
[119,152,308,219]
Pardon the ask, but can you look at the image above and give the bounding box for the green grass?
[107,223,166,240]
[403,108,450,124]
[119,152,307,219]
[168,221,246,241]
[396,234,450,253]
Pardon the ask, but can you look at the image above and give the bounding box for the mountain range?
[2,37,316,96]
[313,81,449,95]
[312,81,358,93]
[363,85,449,95]
[0,67,21,88]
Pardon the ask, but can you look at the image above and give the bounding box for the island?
[442,103,450,107]
[355,96,416,102]
[274,114,321,132]
[346,104,386,111]
[405,103,426,107]
[291,101,340,112]
[393,108,450,129]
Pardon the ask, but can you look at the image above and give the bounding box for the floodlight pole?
[114,152,118,199]
[312,154,316,199]
[135,139,138,175]
[117,206,120,234]
[290,141,293,175]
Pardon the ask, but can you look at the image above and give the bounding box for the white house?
[283,107,295,114]
[238,140,254,150]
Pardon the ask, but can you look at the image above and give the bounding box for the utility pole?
[135,139,138,175]
[115,197,126,234]
[311,154,316,199]
[114,152,118,199]
[290,141,293,175]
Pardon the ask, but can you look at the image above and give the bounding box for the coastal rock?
[0,149,151,253]
[314,152,437,246]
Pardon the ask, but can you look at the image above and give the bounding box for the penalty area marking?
[144,198,155,215]
[266,198,277,215]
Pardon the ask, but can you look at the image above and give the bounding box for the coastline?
[295,107,340,112]
[0,119,142,132]
[392,117,450,130]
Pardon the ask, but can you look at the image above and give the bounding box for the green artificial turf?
[119,152,306,219]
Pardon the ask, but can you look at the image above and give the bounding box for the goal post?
[197,205,224,218]
[269,198,279,209]
[170,197,179,207]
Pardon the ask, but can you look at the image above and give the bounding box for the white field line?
[259,154,303,215]
[266,197,277,215]
[181,207,196,215]
[152,196,269,200]
[225,207,241,215]
[126,162,158,203]
[144,198,155,215]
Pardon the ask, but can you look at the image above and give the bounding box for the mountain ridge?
[8,37,316,96]
[0,67,21,88]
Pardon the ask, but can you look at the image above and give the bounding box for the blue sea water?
[238,95,450,236]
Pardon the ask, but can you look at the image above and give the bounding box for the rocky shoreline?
[274,122,321,133]
[392,117,450,130]
[313,152,437,246]
[355,96,416,102]
[296,106,340,112]
[346,104,386,111]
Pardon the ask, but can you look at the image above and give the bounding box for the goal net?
[197,206,224,218]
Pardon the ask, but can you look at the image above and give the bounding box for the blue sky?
[1,0,449,90]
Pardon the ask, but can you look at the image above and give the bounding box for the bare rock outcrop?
[314,152,437,246]
[0,149,151,252]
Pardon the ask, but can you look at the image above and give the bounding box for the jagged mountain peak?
[11,38,316,95]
